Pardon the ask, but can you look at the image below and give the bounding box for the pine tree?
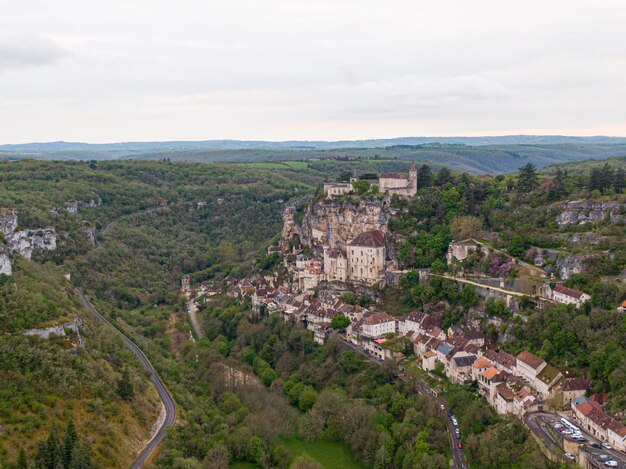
[548,168,565,201]
[63,419,78,468]
[416,164,432,189]
[517,163,537,193]
[17,447,27,469]
[117,368,134,401]
[35,425,62,469]
[614,168,625,193]
[69,439,93,469]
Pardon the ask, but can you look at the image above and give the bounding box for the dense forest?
[0,157,624,468]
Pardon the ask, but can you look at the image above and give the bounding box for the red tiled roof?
[554,284,585,299]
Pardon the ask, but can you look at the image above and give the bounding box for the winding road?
[75,289,177,468]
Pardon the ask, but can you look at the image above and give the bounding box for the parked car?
[564,453,575,460]
[599,455,610,460]
[591,443,602,449]
[604,461,617,467]
[440,404,445,410]
[601,443,613,450]
[457,442,463,450]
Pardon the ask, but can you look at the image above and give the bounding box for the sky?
[1,0,626,143]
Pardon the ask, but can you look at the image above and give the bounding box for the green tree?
[353,179,371,195]
[508,235,525,257]
[460,285,478,307]
[417,164,432,189]
[517,163,537,193]
[63,419,78,468]
[331,315,350,331]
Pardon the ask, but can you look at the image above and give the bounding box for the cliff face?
[553,200,622,225]
[282,197,390,251]
[0,211,57,273]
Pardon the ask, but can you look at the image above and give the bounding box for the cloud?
[0,35,68,72]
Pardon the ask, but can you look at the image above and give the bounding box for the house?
[449,353,477,384]
[551,284,591,308]
[495,383,515,414]
[560,378,591,405]
[422,350,438,371]
[483,350,516,374]
[534,363,563,397]
[515,351,547,382]
[573,397,626,451]
[361,312,396,338]
[400,311,425,335]
[471,357,493,381]
[617,300,626,313]
[346,230,386,286]
[267,245,282,256]
[323,248,348,282]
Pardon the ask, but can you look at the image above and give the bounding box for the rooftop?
[517,351,546,370]
[553,284,586,299]
[348,230,386,248]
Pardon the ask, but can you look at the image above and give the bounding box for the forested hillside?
[0,157,624,468]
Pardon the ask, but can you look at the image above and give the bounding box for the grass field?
[279,437,365,468]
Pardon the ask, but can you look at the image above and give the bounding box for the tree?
[353,179,371,195]
[436,167,453,186]
[547,168,565,201]
[450,215,482,241]
[416,164,432,189]
[614,168,625,193]
[331,315,350,331]
[460,285,478,307]
[339,351,361,373]
[508,235,525,257]
[17,447,27,469]
[117,368,134,401]
[63,419,78,468]
[517,163,537,193]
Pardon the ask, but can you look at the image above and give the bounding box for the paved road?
[75,289,177,468]
[524,411,626,468]
[339,339,467,468]
[186,296,205,339]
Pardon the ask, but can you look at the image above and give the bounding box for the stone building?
[323,248,347,282]
[377,162,417,197]
[346,230,386,286]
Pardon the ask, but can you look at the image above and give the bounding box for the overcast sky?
[1,0,625,143]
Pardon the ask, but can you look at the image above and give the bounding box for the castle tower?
[409,162,417,194]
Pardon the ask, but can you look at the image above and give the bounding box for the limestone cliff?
[552,200,623,225]
[0,210,57,272]
[282,197,390,252]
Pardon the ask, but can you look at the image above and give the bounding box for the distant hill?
[2,135,626,153]
[2,137,626,174]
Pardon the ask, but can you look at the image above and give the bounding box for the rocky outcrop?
[553,200,622,225]
[0,210,57,271]
[301,198,389,249]
[0,252,11,275]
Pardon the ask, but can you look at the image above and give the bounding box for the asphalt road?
[186,296,205,339]
[524,411,626,468]
[339,339,467,469]
[75,288,177,468]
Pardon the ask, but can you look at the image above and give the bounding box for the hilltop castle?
[323,162,417,199]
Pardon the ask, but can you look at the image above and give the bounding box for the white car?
[564,452,575,460]
[601,443,613,450]
[562,429,573,435]
[604,461,617,467]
